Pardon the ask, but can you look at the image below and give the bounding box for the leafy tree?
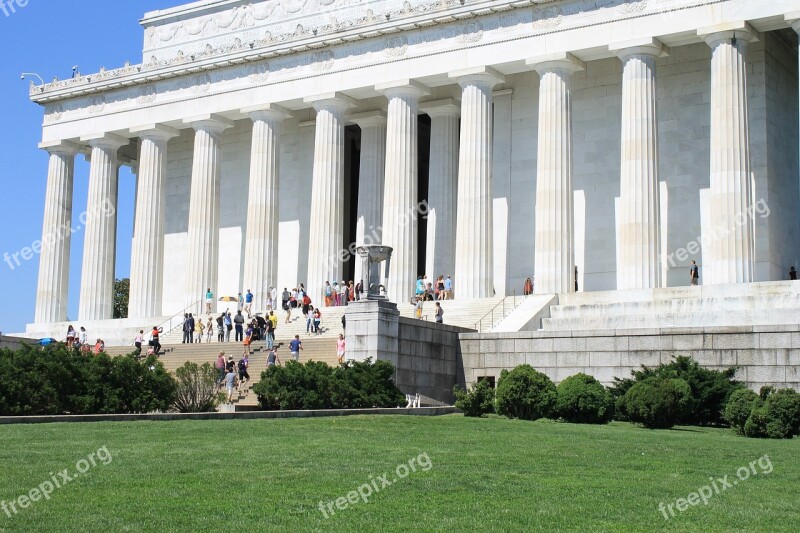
[114,277,130,319]
[495,365,557,421]
[556,373,614,424]
[173,362,224,413]
[620,377,693,429]
[453,379,495,417]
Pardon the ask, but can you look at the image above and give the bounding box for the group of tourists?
[415,275,453,302]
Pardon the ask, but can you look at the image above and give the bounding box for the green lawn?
[0,415,797,532]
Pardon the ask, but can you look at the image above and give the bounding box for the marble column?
[700,24,757,284]
[377,80,429,302]
[449,67,505,299]
[78,134,127,321]
[127,125,178,319]
[241,105,288,309]
[183,115,233,312]
[528,54,583,295]
[303,93,356,304]
[34,141,79,323]
[350,110,387,286]
[611,39,668,290]
[420,99,460,283]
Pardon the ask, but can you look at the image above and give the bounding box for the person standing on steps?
[223,365,239,404]
[289,335,303,361]
[244,289,254,319]
[224,311,233,342]
[182,313,190,344]
[690,260,700,286]
[234,310,245,342]
[215,351,226,385]
[266,313,276,349]
[435,302,444,324]
[313,307,322,335]
[337,334,346,364]
[205,316,214,343]
[205,287,214,314]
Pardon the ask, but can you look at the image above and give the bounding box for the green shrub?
[495,365,556,421]
[453,379,495,417]
[0,344,175,415]
[555,373,614,424]
[173,362,224,413]
[611,356,741,426]
[724,388,762,435]
[620,377,692,429]
[743,389,800,439]
[254,358,404,411]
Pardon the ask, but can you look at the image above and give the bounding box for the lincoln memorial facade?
[27,0,800,328]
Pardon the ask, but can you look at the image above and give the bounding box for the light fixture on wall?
[20,72,44,84]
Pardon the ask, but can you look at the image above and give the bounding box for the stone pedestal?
[344,299,400,363]
[35,141,79,323]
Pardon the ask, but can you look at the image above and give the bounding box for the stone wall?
[459,326,800,392]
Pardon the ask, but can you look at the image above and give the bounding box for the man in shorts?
[267,346,281,368]
[223,366,239,404]
[289,335,303,362]
[238,354,250,389]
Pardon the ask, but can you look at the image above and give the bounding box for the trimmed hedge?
[453,379,495,418]
[0,343,175,415]
[620,377,693,429]
[253,358,404,411]
[723,388,761,435]
[496,365,556,421]
[556,373,614,424]
[742,388,800,439]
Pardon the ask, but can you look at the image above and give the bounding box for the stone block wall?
[459,326,800,392]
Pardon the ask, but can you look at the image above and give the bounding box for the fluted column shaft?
[703,28,755,284]
[421,100,460,282]
[242,108,287,308]
[351,111,387,285]
[307,97,349,304]
[128,126,177,319]
[615,43,665,290]
[79,135,126,320]
[532,56,582,294]
[185,117,231,311]
[452,69,504,298]
[381,83,427,302]
[35,143,78,323]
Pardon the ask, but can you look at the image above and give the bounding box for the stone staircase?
[541,281,800,331]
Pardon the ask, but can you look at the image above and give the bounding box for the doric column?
[699,24,757,284]
[78,134,127,321]
[611,39,668,290]
[241,105,289,309]
[303,93,356,304]
[528,53,583,295]
[377,80,429,302]
[127,125,178,319]
[420,99,460,283]
[449,67,505,298]
[350,110,387,286]
[34,141,79,323]
[183,115,233,311]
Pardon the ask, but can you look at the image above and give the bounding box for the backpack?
[238,359,247,371]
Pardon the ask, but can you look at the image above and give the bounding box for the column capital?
[80,133,129,151]
[448,66,505,89]
[419,98,461,118]
[39,139,81,156]
[303,92,358,114]
[527,52,585,76]
[349,110,387,128]
[785,12,800,33]
[241,103,291,122]
[375,79,430,100]
[182,114,234,134]
[130,124,180,142]
[609,37,670,60]
[699,21,759,48]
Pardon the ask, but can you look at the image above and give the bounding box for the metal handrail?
[473,291,520,331]
[154,299,203,335]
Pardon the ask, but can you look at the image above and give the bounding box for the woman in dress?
[66,325,76,346]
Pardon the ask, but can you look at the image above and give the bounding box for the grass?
[0,414,798,532]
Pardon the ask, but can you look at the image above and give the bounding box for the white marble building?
[27,0,800,330]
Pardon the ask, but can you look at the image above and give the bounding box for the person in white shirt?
[79,327,88,345]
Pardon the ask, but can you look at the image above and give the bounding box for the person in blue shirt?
[289,335,303,361]
[244,289,254,318]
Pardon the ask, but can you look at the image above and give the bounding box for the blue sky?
[0,0,186,333]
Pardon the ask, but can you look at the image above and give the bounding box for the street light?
[20,72,44,85]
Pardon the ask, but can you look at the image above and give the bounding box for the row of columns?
[33,23,766,322]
